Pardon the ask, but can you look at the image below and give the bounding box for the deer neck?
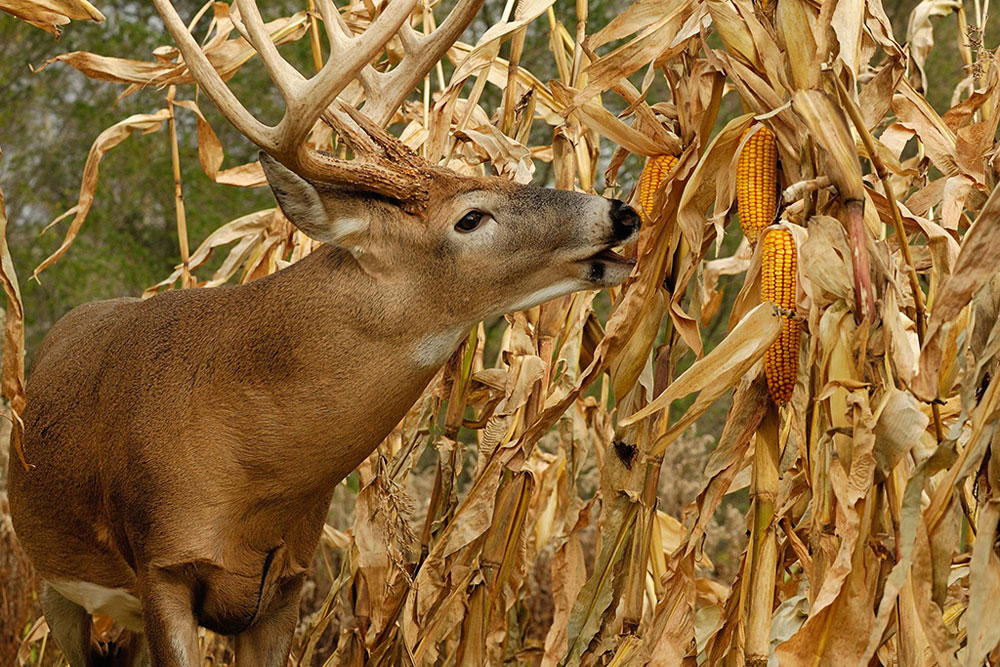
[271,244,468,365]
[226,245,464,496]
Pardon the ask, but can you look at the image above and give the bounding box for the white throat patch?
[414,328,467,368]
[506,279,586,314]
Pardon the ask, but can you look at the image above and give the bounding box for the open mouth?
[588,245,636,266]
[578,243,637,287]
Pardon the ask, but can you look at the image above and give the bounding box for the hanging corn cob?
[636,154,678,223]
[761,229,800,403]
[736,125,778,246]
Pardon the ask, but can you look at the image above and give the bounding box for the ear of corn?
[737,125,778,245]
[637,154,678,223]
[761,229,799,403]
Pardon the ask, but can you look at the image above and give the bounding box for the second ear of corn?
[637,154,679,223]
[737,122,797,403]
[761,229,800,403]
[737,125,778,246]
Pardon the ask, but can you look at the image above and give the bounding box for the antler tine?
[318,0,383,99]
[279,0,417,155]
[153,0,273,150]
[335,101,429,168]
[314,0,350,52]
[320,105,380,156]
[361,0,484,126]
[234,0,304,101]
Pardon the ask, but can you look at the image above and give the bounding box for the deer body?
[11,246,449,635]
[10,164,639,664]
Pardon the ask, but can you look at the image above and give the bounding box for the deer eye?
[455,210,486,233]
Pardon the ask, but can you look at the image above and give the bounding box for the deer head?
[259,151,638,327]
[154,0,640,339]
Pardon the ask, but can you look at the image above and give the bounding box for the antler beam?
[153,0,416,174]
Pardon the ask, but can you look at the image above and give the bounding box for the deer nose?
[610,199,640,241]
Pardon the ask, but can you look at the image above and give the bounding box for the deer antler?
[154,0,480,211]
[320,0,485,126]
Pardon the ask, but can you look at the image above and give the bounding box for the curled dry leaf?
[574,0,700,105]
[966,500,1000,666]
[143,209,275,295]
[33,109,172,279]
[914,184,1000,401]
[905,0,962,93]
[873,388,929,480]
[892,78,961,178]
[39,7,308,91]
[454,125,534,183]
[0,0,103,35]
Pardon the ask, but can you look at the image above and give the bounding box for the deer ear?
[259,152,369,247]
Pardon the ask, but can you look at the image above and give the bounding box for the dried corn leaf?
[677,112,754,253]
[552,82,671,156]
[874,389,929,479]
[0,0,103,35]
[33,109,172,279]
[143,209,275,295]
[831,0,866,77]
[774,0,819,89]
[454,125,534,183]
[644,552,696,665]
[966,500,1000,665]
[574,0,699,104]
[776,388,877,664]
[905,0,962,93]
[892,78,960,177]
[0,170,26,469]
[563,500,638,666]
[587,0,685,49]
[622,301,782,447]
[915,184,1000,400]
[40,7,307,91]
[705,0,759,69]
[792,89,865,202]
[541,500,592,666]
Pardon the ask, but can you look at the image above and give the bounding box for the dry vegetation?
[3,0,1000,664]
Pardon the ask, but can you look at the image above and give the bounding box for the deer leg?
[138,570,199,667]
[113,629,150,667]
[234,575,304,667]
[40,581,93,667]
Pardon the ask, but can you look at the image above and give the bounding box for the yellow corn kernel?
[761,229,799,404]
[736,125,778,246]
[637,155,678,223]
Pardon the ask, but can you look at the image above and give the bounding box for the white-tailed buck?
[8,1,640,665]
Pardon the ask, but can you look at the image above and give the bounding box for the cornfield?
[2,0,1000,664]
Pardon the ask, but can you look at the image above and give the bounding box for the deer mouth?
[580,244,637,287]
[589,246,636,266]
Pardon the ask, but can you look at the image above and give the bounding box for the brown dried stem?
[746,401,780,665]
[165,86,191,289]
[305,0,324,74]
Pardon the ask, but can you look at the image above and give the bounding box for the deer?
[7,1,641,665]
